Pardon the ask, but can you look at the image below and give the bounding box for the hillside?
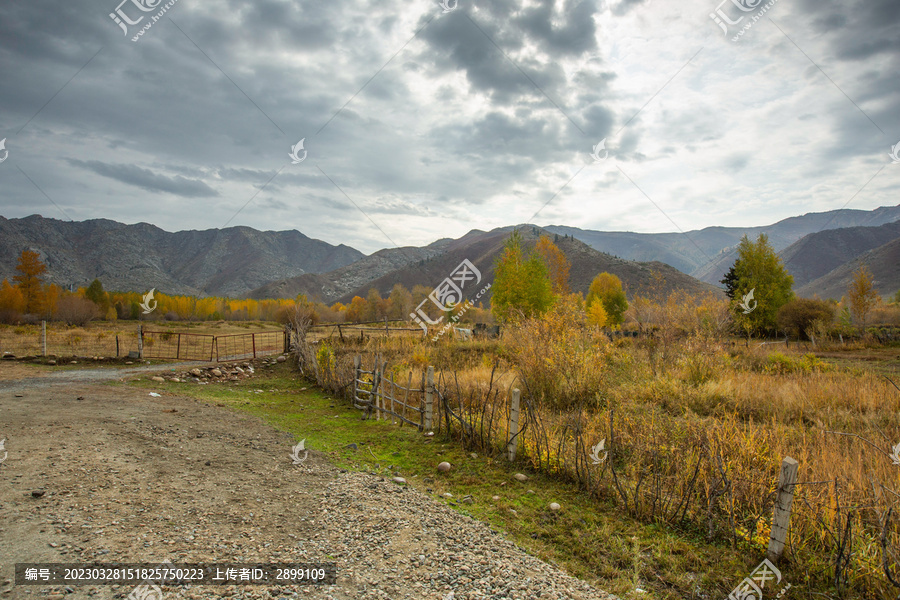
[547,204,900,285]
[780,221,900,288]
[0,215,363,297]
[248,243,450,302]
[797,237,900,300]
[335,226,719,305]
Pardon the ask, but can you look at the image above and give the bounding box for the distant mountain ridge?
[326,225,719,305]
[547,204,900,285]
[0,215,363,297]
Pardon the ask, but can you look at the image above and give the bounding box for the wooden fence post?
[767,456,799,563]
[507,388,521,462]
[424,366,434,430]
[353,355,361,404]
[138,325,143,359]
[41,321,47,357]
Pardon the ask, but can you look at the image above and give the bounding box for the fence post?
[41,321,47,357]
[138,325,143,359]
[252,332,257,358]
[767,456,799,563]
[424,366,434,430]
[507,388,521,462]
[353,355,361,404]
[176,333,182,360]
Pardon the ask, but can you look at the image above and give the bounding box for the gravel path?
[0,364,615,600]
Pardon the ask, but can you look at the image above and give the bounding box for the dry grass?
[297,304,900,597]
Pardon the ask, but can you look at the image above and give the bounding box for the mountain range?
[2,204,899,304]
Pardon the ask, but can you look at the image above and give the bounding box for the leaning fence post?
[423,366,434,430]
[767,456,799,563]
[41,321,47,357]
[507,388,521,462]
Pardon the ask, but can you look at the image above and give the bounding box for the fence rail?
[0,322,288,362]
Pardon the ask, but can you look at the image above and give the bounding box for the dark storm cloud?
[68,159,219,197]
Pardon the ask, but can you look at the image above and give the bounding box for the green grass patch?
[127,363,763,600]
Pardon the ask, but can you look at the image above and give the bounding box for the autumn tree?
[535,235,570,295]
[776,298,834,340]
[12,250,47,314]
[346,296,367,323]
[389,283,412,320]
[586,272,628,326]
[586,298,608,327]
[725,234,794,335]
[0,279,26,322]
[491,230,555,322]
[85,279,110,314]
[847,265,879,331]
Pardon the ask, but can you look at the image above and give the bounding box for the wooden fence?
[316,352,801,568]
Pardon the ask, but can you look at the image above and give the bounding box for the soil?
[0,363,613,600]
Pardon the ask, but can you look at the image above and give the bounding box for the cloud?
[68,160,219,198]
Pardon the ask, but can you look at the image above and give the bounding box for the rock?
[527,489,535,495]
[151,376,165,383]
[508,508,518,516]
[437,462,451,472]
[442,493,453,499]
[276,355,287,363]
[549,502,561,511]
[190,368,202,377]
[212,369,223,377]
[491,495,500,501]
[513,473,528,482]
[344,443,358,451]
[424,431,435,437]
[469,452,478,459]
[31,490,45,498]
[47,360,57,365]
[461,495,474,504]
[205,461,211,466]
[392,477,407,485]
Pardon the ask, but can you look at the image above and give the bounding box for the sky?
[0,0,898,254]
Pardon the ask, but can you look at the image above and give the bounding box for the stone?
[549,503,561,511]
[212,369,223,377]
[513,473,528,482]
[31,490,45,498]
[344,443,358,451]
[190,368,202,377]
[151,376,165,383]
[437,462,451,472]
[47,360,57,365]
[442,493,453,499]
[392,477,407,485]
[276,355,287,363]
[461,495,474,504]
[491,496,500,501]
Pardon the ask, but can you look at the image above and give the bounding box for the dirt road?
[0,363,613,600]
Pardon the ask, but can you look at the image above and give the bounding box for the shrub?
[776,298,834,340]
[764,351,833,374]
[55,296,100,326]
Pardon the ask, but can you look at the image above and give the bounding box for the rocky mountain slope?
[333,226,719,305]
[797,236,900,300]
[547,204,900,285]
[0,215,363,297]
[780,221,900,289]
